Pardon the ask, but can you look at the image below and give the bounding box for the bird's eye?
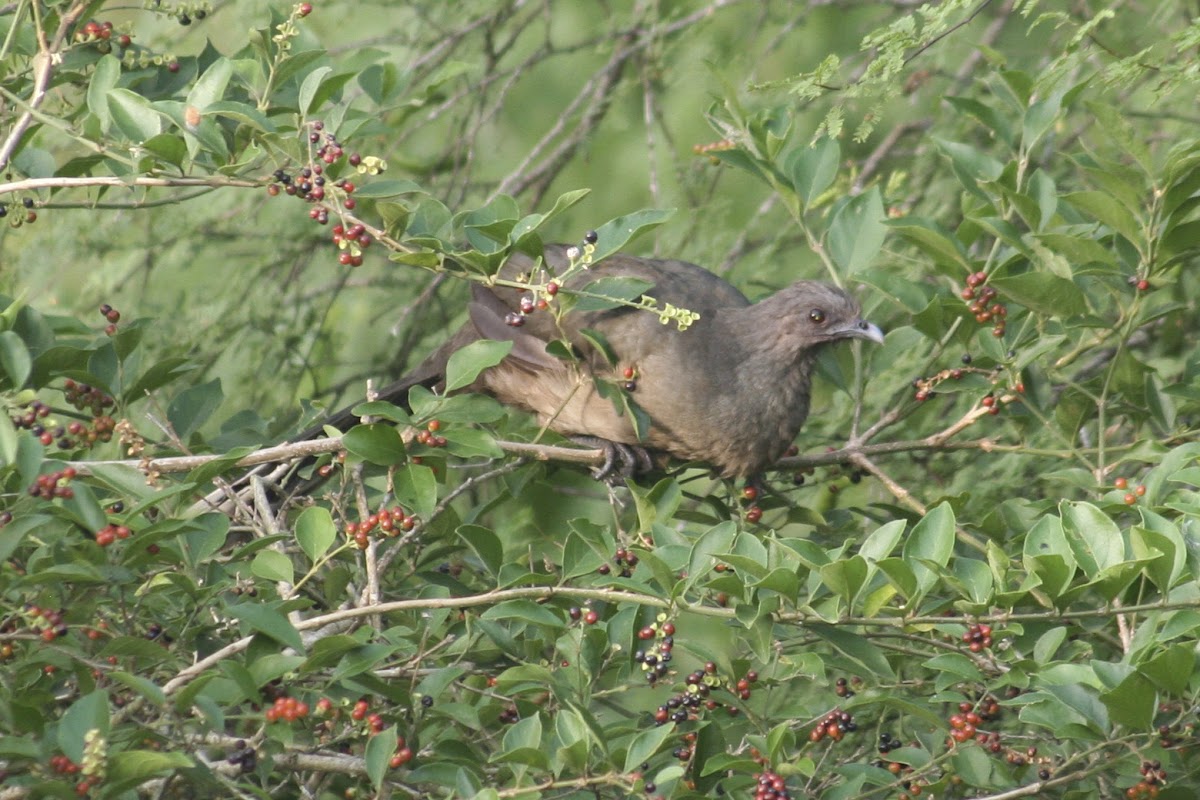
[809,308,826,324]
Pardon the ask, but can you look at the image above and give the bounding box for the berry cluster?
[504,232,595,329]
[808,708,857,742]
[22,604,69,643]
[962,622,993,652]
[636,615,675,687]
[960,271,1008,337]
[28,466,76,500]
[347,697,392,735]
[568,606,600,625]
[265,122,387,268]
[1114,477,1148,505]
[0,197,38,227]
[225,740,257,774]
[741,485,762,523]
[651,661,754,725]
[265,695,310,723]
[833,676,858,698]
[1126,760,1167,798]
[752,767,792,800]
[330,222,371,267]
[94,522,133,547]
[946,695,1002,744]
[344,506,420,549]
[414,419,447,448]
[64,380,116,418]
[49,754,81,776]
[597,546,638,578]
[98,303,121,336]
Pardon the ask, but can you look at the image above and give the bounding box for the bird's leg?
[570,435,653,482]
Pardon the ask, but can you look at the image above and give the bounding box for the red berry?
[583,610,599,625]
[745,506,762,523]
[298,2,313,15]
[1136,279,1150,291]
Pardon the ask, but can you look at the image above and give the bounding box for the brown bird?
[313,244,883,480]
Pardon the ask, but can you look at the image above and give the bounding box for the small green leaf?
[298,66,333,116]
[108,750,192,785]
[365,725,398,790]
[343,422,407,465]
[573,276,655,312]
[251,549,294,584]
[167,378,223,440]
[828,187,886,273]
[188,57,233,110]
[296,506,336,563]
[458,525,502,577]
[787,136,840,207]
[0,331,31,387]
[588,208,676,264]
[88,55,121,131]
[445,339,513,392]
[58,690,110,763]
[226,603,305,652]
[107,89,163,141]
[622,723,677,772]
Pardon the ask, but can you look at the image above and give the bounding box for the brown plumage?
[319,245,883,479]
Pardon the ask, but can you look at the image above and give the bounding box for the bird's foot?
[571,436,653,482]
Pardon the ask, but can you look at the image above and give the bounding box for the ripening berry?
[1114,477,1128,490]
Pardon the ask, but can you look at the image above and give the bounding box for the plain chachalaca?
[312,244,883,480]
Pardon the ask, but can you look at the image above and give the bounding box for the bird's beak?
[838,318,885,344]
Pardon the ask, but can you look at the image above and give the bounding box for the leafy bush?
[1,1,1198,798]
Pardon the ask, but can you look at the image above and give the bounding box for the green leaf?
[1098,672,1155,730]
[808,623,895,679]
[188,57,233,110]
[445,339,513,393]
[58,690,110,763]
[458,525,502,577]
[828,187,886,273]
[989,271,1087,317]
[588,208,676,264]
[787,136,840,207]
[87,54,121,132]
[1139,643,1195,695]
[622,723,677,772]
[296,505,337,563]
[1060,501,1122,578]
[343,423,407,465]
[820,555,868,606]
[107,89,164,141]
[348,400,411,425]
[0,330,31,387]
[108,750,192,785]
[251,549,294,584]
[1063,190,1145,253]
[902,502,955,600]
[226,603,305,652]
[351,179,425,199]
[365,725,398,790]
[298,65,333,116]
[573,276,655,312]
[109,671,166,706]
[167,378,223,440]
[394,463,437,518]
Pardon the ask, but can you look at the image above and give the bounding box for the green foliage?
[1,2,1200,799]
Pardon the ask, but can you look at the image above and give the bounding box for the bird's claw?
[573,436,653,482]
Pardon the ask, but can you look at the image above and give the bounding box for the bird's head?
[759,281,884,353]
